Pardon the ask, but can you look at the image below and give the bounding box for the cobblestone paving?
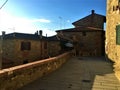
[18,57,120,90]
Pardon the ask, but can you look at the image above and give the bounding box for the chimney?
[2,31,5,38]
[35,31,38,35]
[39,30,42,39]
[91,10,95,14]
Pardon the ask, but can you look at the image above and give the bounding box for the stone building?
[72,10,106,29]
[56,10,106,56]
[0,31,61,68]
[46,35,62,57]
[106,0,120,80]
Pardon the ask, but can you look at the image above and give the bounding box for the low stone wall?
[0,52,72,90]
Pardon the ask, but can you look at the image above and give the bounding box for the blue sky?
[0,0,106,36]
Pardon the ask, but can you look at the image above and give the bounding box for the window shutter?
[21,42,31,50]
[116,25,120,45]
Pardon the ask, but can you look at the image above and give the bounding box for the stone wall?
[2,39,15,68]
[106,0,120,80]
[13,39,43,62]
[0,52,71,90]
[73,10,105,29]
[2,39,49,68]
[47,41,61,57]
[57,30,104,56]
[2,38,62,69]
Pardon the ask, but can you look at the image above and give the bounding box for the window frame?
[116,24,120,45]
[21,41,31,51]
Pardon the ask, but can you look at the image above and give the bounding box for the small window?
[116,25,120,45]
[118,0,120,6]
[113,6,115,11]
[21,42,31,51]
[116,6,119,10]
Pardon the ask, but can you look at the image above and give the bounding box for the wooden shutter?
[116,25,120,45]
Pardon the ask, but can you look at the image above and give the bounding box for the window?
[119,0,120,9]
[21,42,31,51]
[113,1,120,12]
[116,5,119,10]
[116,25,120,45]
[113,6,115,11]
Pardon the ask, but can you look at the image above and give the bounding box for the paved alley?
[18,57,120,90]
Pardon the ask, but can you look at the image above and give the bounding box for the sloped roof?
[46,35,60,41]
[0,32,67,42]
[46,35,67,42]
[56,26,104,32]
[72,11,106,26]
[1,32,47,40]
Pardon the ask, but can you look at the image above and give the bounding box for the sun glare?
[0,10,56,36]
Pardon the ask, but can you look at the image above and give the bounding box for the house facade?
[106,0,120,80]
[0,31,61,68]
[56,10,105,56]
[72,10,106,29]
[56,28,105,56]
[47,35,62,57]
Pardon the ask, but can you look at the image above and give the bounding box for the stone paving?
[18,56,120,90]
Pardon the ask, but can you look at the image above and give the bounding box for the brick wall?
[0,52,72,90]
[106,0,120,80]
